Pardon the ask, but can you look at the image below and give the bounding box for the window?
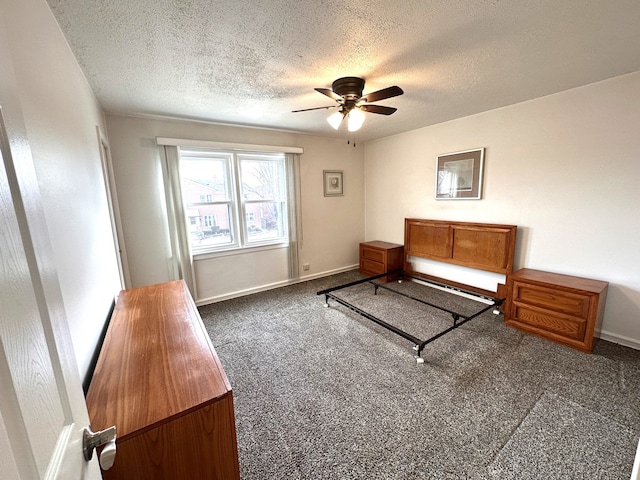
[179,148,289,253]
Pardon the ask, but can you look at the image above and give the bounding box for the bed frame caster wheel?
[397,279,403,284]
[492,308,500,315]
[415,356,425,364]
[323,303,329,308]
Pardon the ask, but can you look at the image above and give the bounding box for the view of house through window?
[179,148,289,253]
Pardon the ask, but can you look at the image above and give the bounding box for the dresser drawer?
[360,246,385,263]
[360,258,385,276]
[512,281,589,318]
[511,303,586,341]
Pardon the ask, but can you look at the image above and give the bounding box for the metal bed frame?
[317,270,504,363]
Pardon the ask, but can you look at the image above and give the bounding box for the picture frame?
[323,170,343,196]
[435,148,485,200]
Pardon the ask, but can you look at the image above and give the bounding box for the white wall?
[1,0,121,378]
[364,71,640,348]
[194,246,291,301]
[105,114,365,299]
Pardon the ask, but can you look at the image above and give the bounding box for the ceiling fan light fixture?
[347,108,365,132]
[294,76,403,132]
[327,110,344,130]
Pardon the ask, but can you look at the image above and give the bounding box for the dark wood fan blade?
[359,104,397,115]
[360,85,403,103]
[315,87,342,101]
[292,105,336,113]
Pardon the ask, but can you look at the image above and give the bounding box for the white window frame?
[179,147,290,254]
[181,149,238,251]
[236,152,288,248]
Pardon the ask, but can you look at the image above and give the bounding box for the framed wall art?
[323,170,343,196]
[435,148,485,200]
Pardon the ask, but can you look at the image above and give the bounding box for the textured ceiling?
[47,0,640,142]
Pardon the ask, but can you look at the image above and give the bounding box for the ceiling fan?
[292,77,403,132]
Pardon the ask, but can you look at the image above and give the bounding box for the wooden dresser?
[86,280,240,479]
[505,268,608,353]
[359,241,404,282]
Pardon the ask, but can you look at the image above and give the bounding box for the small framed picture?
[435,148,485,200]
[323,170,343,196]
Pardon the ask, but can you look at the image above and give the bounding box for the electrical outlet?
[302,263,310,271]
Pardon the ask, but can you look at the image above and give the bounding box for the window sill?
[192,242,290,261]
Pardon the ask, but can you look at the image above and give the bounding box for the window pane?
[187,204,234,248]
[180,154,236,250]
[240,158,285,201]
[245,201,287,243]
[181,157,231,203]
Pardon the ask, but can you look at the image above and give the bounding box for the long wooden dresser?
[86,280,240,479]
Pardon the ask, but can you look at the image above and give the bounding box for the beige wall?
[105,114,365,299]
[3,0,636,388]
[364,71,640,348]
[1,0,121,378]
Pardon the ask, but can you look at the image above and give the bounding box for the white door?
[0,110,102,479]
[97,127,130,290]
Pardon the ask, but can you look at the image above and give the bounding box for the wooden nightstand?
[505,268,608,353]
[359,241,404,282]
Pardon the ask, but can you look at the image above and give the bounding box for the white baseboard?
[597,329,640,351]
[195,265,359,306]
[296,264,359,282]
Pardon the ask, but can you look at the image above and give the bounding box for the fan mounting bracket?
[332,77,365,101]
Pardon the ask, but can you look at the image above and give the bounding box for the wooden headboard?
[404,218,517,297]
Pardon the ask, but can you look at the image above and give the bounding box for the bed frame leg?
[413,345,425,364]
[323,294,330,307]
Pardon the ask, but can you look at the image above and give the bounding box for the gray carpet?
[199,271,640,480]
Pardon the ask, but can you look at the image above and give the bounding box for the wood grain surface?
[404,219,517,275]
[86,280,239,478]
[86,280,231,439]
[505,268,608,352]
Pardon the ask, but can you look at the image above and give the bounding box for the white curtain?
[161,145,196,296]
[286,152,301,280]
